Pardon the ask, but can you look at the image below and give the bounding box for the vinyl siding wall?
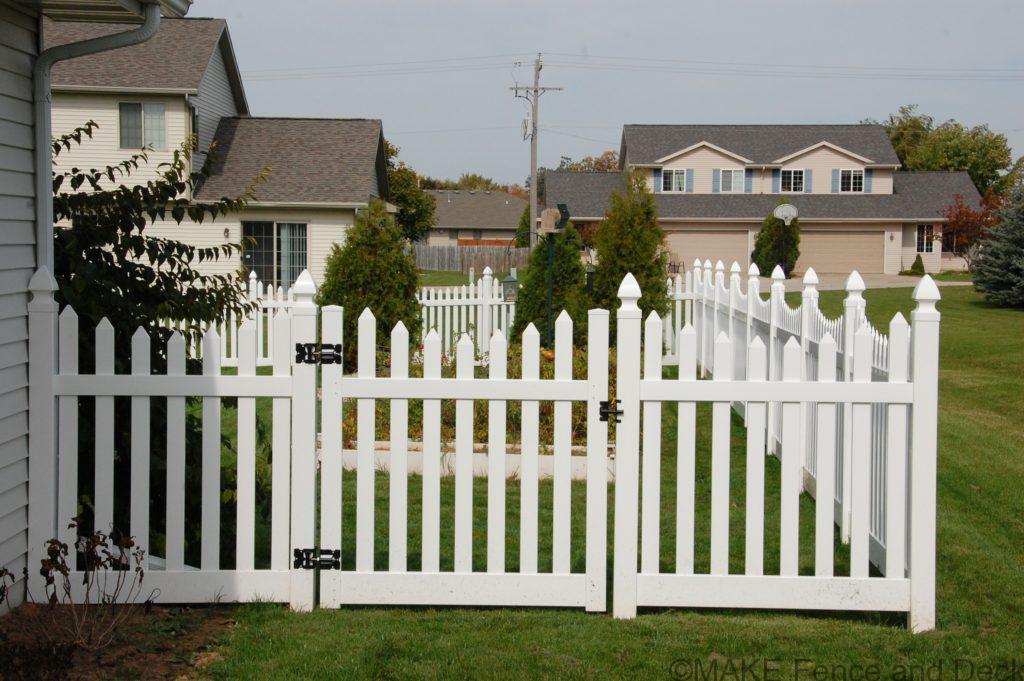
[0,0,36,609]
[192,40,238,168]
[51,91,190,190]
[900,223,942,273]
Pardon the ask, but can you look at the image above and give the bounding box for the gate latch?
[599,400,623,424]
[295,343,342,365]
[293,548,341,570]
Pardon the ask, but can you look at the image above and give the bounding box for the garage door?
[665,230,749,270]
[797,231,884,274]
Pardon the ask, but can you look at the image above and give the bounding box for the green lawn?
[418,269,522,287]
[205,286,1024,678]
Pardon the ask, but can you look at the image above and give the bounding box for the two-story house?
[545,124,980,275]
[45,17,389,287]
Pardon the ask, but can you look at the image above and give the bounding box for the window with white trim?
[781,169,804,193]
[242,221,308,289]
[840,169,864,193]
[662,168,686,192]
[119,102,166,149]
[720,169,744,193]
[916,224,934,253]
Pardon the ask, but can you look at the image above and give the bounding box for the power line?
[540,127,618,145]
[243,52,533,77]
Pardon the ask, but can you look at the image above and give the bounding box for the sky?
[191,0,1024,186]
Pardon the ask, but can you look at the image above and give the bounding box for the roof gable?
[654,141,753,165]
[772,141,874,165]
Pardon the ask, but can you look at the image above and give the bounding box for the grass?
[418,269,522,287]
[201,285,1023,678]
[934,271,973,282]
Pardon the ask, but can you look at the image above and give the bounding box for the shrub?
[751,198,801,277]
[909,254,926,276]
[974,188,1024,307]
[317,198,422,365]
[591,170,669,332]
[514,205,531,248]
[510,223,588,345]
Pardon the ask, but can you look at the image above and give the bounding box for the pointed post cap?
[912,274,941,314]
[28,267,57,292]
[483,266,493,276]
[747,262,760,277]
[617,272,641,312]
[802,267,819,286]
[845,270,866,293]
[730,261,741,274]
[248,269,257,280]
[693,258,702,270]
[770,265,786,281]
[703,259,713,269]
[715,260,725,271]
[291,269,317,303]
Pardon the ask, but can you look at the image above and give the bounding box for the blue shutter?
[653,169,662,193]
[831,169,841,193]
[771,169,780,193]
[864,169,873,193]
[712,169,721,193]
[685,169,694,193]
[804,169,813,193]
[744,168,753,193]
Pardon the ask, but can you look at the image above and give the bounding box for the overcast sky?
[191,0,1024,185]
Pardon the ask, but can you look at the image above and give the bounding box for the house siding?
[900,223,942,273]
[192,40,238,168]
[51,91,190,189]
[0,0,37,608]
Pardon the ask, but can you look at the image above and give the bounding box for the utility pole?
[511,53,562,248]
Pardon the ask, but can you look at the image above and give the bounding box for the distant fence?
[410,244,529,273]
[417,267,515,356]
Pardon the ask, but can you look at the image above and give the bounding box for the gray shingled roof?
[621,124,900,166]
[544,170,979,221]
[426,190,527,231]
[45,17,232,94]
[194,118,387,205]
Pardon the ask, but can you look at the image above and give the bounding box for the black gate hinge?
[599,400,623,424]
[293,548,341,570]
[295,343,342,365]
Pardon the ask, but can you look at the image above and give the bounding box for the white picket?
[780,337,802,576]
[487,330,507,574]
[356,309,376,572]
[850,323,873,577]
[676,326,697,575]
[57,307,78,551]
[390,321,410,573]
[454,334,475,572]
[520,324,540,574]
[235,321,256,571]
[585,308,610,612]
[815,334,838,577]
[321,306,343,559]
[710,332,733,575]
[201,329,221,570]
[270,311,291,571]
[130,328,150,568]
[641,312,663,575]
[744,336,767,576]
[553,311,573,574]
[421,330,442,573]
[886,314,910,579]
[94,319,115,538]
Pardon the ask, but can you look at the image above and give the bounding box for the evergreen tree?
[751,198,801,277]
[514,205,531,248]
[510,224,588,345]
[974,188,1024,307]
[591,170,668,331]
[317,198,421,365]
[909,254,926,276]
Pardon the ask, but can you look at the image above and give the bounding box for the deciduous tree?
[940,191,1004,271]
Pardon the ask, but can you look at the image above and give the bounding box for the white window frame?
[780,169,804,193]
[118,101,167,151]
[720,168,744,193]
[916,224,934,254]
[661,168,687,193]
[839,168,865,193]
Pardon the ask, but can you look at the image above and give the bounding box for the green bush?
[910,254,926,276]
[974,187,1024,307]
[514,205,531,248]
[317,198,421,365]
[510,223,588,345]
[591,170,669,333]
[751,198,801,277]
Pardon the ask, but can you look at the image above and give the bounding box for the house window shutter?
[831,169,841,193]
[712,169,721,193]
[771,169,780,193]
[653,169,662,193]
[686,169,694,193]
[804,169,813,193]
[864,169,873,193]
[744,169,753,193]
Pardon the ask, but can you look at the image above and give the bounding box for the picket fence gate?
[25,263,939,631]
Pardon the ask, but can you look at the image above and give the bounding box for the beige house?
[46,17,389,287]
[424,189,526,246]
[546,125,980,274]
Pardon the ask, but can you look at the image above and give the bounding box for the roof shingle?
[426,189,526,231]
[194,118,386,205]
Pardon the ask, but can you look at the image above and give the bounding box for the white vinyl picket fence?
[26,262,939,631]
[417,266,516,356]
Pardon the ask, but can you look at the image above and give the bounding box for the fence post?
[469,266,475,286]
[766,265,786,453]
[746,263,760,358]
[289,269,318,610]
[840,271,866,543]
[613,273,642,619]
[480,266,493,355]
[799,268,818,490]
[909,276,940,632]
[27,267,58,600]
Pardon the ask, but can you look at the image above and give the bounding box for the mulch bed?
[0,603,235,680]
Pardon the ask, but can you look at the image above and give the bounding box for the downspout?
[33,0,163,271]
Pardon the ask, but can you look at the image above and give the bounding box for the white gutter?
[33,0,163,271]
